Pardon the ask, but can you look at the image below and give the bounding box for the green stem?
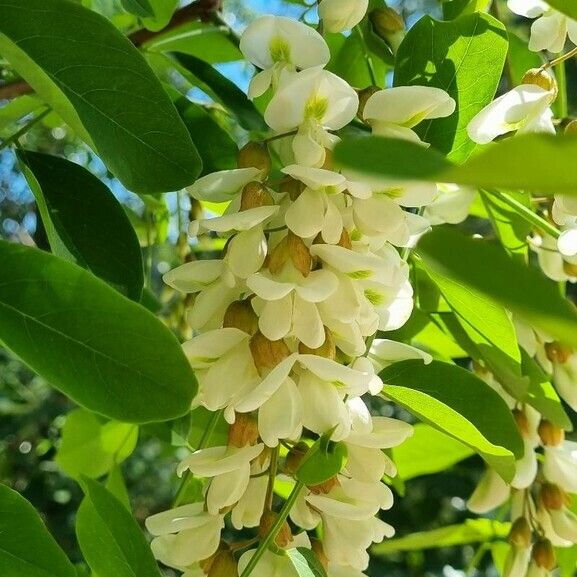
[555,60,568,119]
[265,446,279,509]
[172,409,223,507]
[355,25,378,86]
[466,542,490,576]
[239,481,305,577]
[486,189,560,240]
[0,108,51,152]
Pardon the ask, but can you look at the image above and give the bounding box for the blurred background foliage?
[1,0,576,576]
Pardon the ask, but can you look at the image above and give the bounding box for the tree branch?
[0,0,223,101]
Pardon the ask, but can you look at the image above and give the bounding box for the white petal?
[293,295,326,348]
[227,226,268,279]
[296,269,339,302]
[247,271,295,300]
[558,229,577,257]
[182,328,249,368]
[507,0,547,18]
[248,68,274,99]
[529,12,567,53]
[467,468,510,513]
[188,168,261,202]
[206,464,250,514]
[285,188,325,239]
[258,294,293,341]
[177,444,264,477]
[282,164,347,190]
[164,260,222,292]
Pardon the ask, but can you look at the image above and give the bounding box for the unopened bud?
[513,409,530,438]
[299,328,336,360]
[280,177,304,201]
[508,517,532,548]
[370,7,405,53]
[358,86,380,120]
[223,300,259,334]
[337,229,353,250]
[285,441,309,475]
[287,232,312,277]
[310,539,329,570]
[240,181,274,211]
[268,236,290,275]
[308,475,340,495]
[259,511,293,548]
[565,120,577,136]
[545,341,572,364]
[237,142,271,175]
[522,68,557,96]
[532,539,556,571]
[228,413,260,448]
[538,419,565,447]
[540,483,565,510]
[207,550,238,577]
[249,331,291,375]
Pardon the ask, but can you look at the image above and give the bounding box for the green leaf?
[0,95,44,136]
[296,435,348,486]
[394,13,507,162]
[373,519,511,554]
[106,465,131,510]
[172,52,267,132]
[0,0,200,193]
[334,134,577,194]
[287,548,328,577]
[0,484,76,577]
[120,0,154,17]
[546,0,577,20]
[417,226,577,347]
[442,0,491,19]
[76,478,162,577]
[393,424,475,480]
[507,32,543,86]
[18,151,144,300]
[146,22,242,63]
[56,408,138,480]
[141,0,178,32]
[0,241,197,423]
[380,360,523,481]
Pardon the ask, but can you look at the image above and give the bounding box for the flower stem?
[542,46,577,70]
[239,481,305,577]
[355,25,378,86]
[555,60,568,119]
[172,409,223,507]
[0,108,51,152]
[265,446,279,509]
[485,189,560,240]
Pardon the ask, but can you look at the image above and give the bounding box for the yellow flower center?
[304,93,329,122]
[269,36,291,63]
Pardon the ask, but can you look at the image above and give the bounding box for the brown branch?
[0,0,223,101]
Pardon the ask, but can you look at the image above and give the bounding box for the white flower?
[543,442,577,493]
[467,468,511,513]
[145,503,224,568]
[265,67,359,167]
[553,195,577,227]
[188,167,263,203]
[231,462,269,529]
[177,444,265,514]
[369,338,432,371]
[240,15,330,99]
[467,83,556,144]
[508,0,577,52]
[532,233,577,283]
[363,86,456,145]
[423,184,476,225]
[504,544,532,577]
[318,0,369,33]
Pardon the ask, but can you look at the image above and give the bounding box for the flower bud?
[358,86,380,120]
[259,510,293,548]
[268,236,290,275]
[508,517,532,548]
[310,539,329,570]
[298,328,336,360]
[280,177,304,201]
[287,232,312,277]
[228,413,260,448]
[223,300,259,335]
[538,419,565,447]
[531,539,556,571]
[544,341,572,365]
[522,68,557,96]
[337,229,353,250]
[249,331,291,375]
[240,181,274,211]
[540,483,566,511]
[308,475,340,495]
[513,409,530,438]
[565,120,577,136]
[207,550,238,577]
[237,142,271,175]
[285,441,309,475]
[370,7,405,53]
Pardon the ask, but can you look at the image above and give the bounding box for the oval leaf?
[76,478,162,577]
[0,484,76,577]
[18,150,144,300]
[287,548,328,577]
[0,241,197,423]
[0,0,201,193]
[380,359,523,482]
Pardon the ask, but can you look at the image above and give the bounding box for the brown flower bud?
[223,300,259,335]
[298,328,336,360]
[532,539,556,571]
[280,177,304,201]
[370,8,405,53]
[259,510,293,548]
[538,419,565,447]
[310,539,329,570]
[545,341,572,364]
[308,475,340,495]
[508,517,532,548]
[565,120,577,136]
[337,229,353,250]
[357,86,380,120]
[240,181,274,211]
[513,409,530,438]
[285,441,309,475]
[540,483,565,511]
[522,68,557,96]
[207,550,238,577]
[237,142,271,175]
[268,236,290,275]
[249,331,291,376]
[287,232,312,277]
[228,413,260,448]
